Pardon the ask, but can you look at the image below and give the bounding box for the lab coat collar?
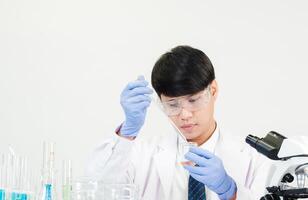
[215,127,252,187]
[153,129,178,199]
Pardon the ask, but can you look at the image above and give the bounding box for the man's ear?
[210,80,218,100]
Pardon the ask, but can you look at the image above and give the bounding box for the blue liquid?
[45,184,52,200]
[11,192,27,200]
[0,189,5,200]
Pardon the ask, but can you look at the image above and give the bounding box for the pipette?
[151,95,188,143]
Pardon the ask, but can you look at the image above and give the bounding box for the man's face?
[160,80,218,143]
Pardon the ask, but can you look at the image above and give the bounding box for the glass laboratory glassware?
[0,154,6,200]
[37,142,58,200]
[1,153,37,200]
[10,156,30,200]
[62,160,72,200]
[0,189,4,200]
[100,183,139,200]
[178,142,198,166]
[71,177,97,200]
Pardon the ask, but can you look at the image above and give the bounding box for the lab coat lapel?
[215,131,251,186]
[153,131,177,199]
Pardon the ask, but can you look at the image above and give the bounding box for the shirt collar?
[200,122,220,153]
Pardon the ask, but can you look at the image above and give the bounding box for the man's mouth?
[180,124,196,132]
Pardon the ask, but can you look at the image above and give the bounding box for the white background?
[0,0,308,179]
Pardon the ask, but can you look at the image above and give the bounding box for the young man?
[86,46,271,199]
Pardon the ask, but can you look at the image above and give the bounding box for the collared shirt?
[169,123,220,200]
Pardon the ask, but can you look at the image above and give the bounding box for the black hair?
[151,45,215,97]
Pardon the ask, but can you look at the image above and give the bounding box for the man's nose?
[179,107,193,120]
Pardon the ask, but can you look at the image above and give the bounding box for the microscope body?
[246,132,308,200]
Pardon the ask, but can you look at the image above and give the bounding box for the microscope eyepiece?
[245,131,286,160]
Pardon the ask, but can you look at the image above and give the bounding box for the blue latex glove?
[120,75,153,137]
[184,146,237,200]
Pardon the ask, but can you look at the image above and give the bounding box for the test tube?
[0,154,14,200]
[23,169,36,200]
[0,154,6,200]
[6,153,14,198]
[62,160,72,200]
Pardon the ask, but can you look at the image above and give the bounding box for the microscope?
[246,131,308,200]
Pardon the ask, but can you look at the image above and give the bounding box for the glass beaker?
[71,177,97,200]
[100,183,138,200]
[178,142,197,166]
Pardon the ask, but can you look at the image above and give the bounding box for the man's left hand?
[184,146,237,200]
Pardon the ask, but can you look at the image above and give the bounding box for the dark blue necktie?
[188,175,206,200]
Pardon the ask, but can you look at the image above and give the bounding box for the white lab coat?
[85,125,273,200]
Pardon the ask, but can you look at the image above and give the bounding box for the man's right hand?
[119,75,153,137]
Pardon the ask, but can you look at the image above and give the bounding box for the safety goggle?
[159,86,211,116]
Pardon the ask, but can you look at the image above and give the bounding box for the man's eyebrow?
[165,95,192,101]
[165,98,176,102]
